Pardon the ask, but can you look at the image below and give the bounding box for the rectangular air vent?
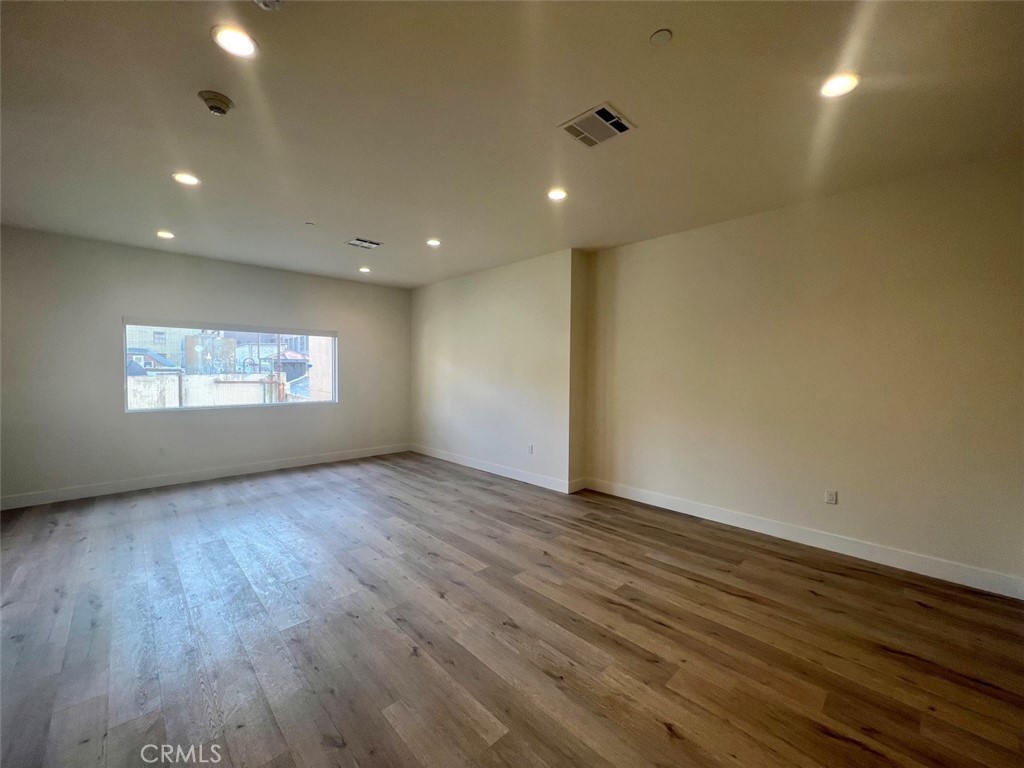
[347,237,382,249]
[560,103,632,147]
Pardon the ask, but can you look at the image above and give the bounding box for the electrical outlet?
[528,444,534,455]
[825,490,838,505]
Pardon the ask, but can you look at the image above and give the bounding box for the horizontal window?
[124,322,337,412]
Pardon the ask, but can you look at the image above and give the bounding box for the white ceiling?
[2,1,1021,287]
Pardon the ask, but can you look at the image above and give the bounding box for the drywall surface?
[587,160,1023,589]
[0,226,412,507]
[412,249,574,490]
[568,250,592,489]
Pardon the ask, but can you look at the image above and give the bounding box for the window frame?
[123,317,339,414]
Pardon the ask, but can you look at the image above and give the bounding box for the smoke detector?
[560,103,632,148]
[198,90,234,116]
[347,237,382,249]
[254,0,283,10]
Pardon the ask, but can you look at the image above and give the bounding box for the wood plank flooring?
[2,452,1021,768]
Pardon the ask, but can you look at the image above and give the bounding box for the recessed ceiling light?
[156,230,175,239]
[650,29,673,46]
[426,238,441,248]
[172,172,200,186]
[548,188,568,201]
[212,26,258,58]
[820,72,860,98]
[359,267,371,273]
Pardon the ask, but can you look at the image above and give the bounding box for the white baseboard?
[585,478,1024,600]
[0,444,412,510]
[410,444,570,493]
[10,448,1016,598]
[567,477,589,493]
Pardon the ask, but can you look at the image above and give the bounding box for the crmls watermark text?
[141,744,223,763]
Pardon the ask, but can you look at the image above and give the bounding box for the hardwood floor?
[2,453,1021,768]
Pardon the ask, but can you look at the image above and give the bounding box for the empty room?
[1,1,1022,767]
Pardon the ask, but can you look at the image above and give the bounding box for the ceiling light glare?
[172,172,200,186]
[213,26,258,58]
[426,238,441,248]
[820,72,860,98]
[547,188,568,201]
[359,267,371,273]
[156,230,175,239]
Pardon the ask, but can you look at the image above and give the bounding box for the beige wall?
[1,227,411,507]
[411,250,576,491]
[568,250,592,486]
[587,160,1023,587]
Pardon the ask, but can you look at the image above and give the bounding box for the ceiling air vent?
[560,103,633,148]
[347,237,382,249]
